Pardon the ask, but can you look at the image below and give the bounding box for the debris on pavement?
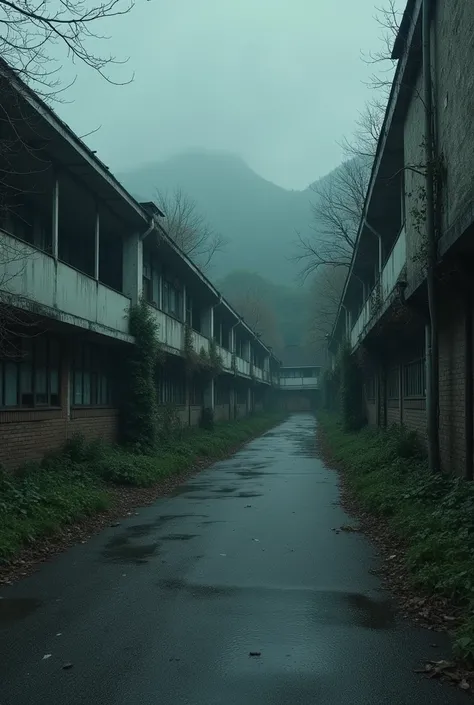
[62,662,73,670]
[249,652,261,657]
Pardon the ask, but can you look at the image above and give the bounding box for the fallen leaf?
[459,679,470,691]
[339,524,360,532]
[62,662,73,670]
[220,553,227,557]
[42,654,52,660]
[249,651,261,657]
[110,522,120,528]
[56,633,62,637]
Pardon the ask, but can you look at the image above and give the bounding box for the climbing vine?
[121,297,162,451]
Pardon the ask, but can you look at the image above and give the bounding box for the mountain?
[118,151,314,285]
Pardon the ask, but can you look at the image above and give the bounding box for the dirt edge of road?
[317,421,474,693]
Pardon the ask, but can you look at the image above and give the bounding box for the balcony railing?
[148,305,268,382]
[280,377,320,390]
[350,226,406,349]
[0,231,131,337]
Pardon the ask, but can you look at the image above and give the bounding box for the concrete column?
[247,385,252,415]
[203,378,215,411]
[182,283,187,322]
[229,385,236,419]
[52,174,59,260]
[122,233,143,305]
[94,208,100,281]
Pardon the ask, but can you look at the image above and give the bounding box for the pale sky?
[55,0,394,190]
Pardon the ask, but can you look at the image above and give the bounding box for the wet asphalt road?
[0,415,468,704]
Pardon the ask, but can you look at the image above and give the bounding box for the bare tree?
[295,1,403,280]
[0,0,135,98]
[306,267,347,346]
[231,288,283,353]
[157,188,226,271]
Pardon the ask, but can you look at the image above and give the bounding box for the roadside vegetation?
[0,413,284,564]
[319,413,474,664]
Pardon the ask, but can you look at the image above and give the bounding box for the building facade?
[280,366,321,412]
[0,62,282,471]
[329,0,474,477]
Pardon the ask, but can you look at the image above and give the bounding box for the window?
[215,381,230,405]
[71,343,112,406]
[143,252,153,304]
[156,367,186,405]
[236,388,247,405]
[387,367,400,400]
[186,295,193,326]
[189,378,203,406]
[0,335,60,408]
[162,276,183,320]
[404,359,425,398]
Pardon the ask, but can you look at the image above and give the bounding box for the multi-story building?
[0,61,281,471]
[329,0,474,476]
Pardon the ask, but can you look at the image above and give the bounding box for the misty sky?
[57,0,395,191]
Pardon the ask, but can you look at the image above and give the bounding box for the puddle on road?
[101,536,159,564]
[345,593,395,629]
[0,598,42,627]
[157,578,236,598]
[160,533,198,541]
[171,483,211,497]
[311,591,395,630]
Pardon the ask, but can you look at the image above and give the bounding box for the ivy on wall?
[121,298,162,451]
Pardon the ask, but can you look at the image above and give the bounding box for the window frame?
[71,343,113,407]
[0,335,61,409]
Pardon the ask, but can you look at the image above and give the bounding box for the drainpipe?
[423,0,440,473]
[140,218,156,241]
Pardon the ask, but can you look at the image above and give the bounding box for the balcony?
[148,306,268,383]
[350,226,406,349]
[280,377,320,390]
[0,231,131,339]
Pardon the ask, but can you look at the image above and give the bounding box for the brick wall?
[0,337,120,472]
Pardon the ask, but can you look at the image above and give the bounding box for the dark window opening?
[0,334,60,408]
[71,343,113,406]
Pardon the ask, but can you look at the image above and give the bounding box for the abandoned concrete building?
[0,62,285,471]
[329,0,474,476]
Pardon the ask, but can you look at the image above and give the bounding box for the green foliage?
[157,403,182,441]
[319,413,474,664]
[122,298,161,451]
[340,343,365,431]
[0,459,109,563]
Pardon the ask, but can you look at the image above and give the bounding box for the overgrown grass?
[0,412,285,564]
[319,412,474,664]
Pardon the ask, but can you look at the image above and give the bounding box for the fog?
[56,0,389,190]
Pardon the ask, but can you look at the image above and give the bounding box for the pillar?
[122,232,143,305]
[94,208,100,281]
[52,173,59,260]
